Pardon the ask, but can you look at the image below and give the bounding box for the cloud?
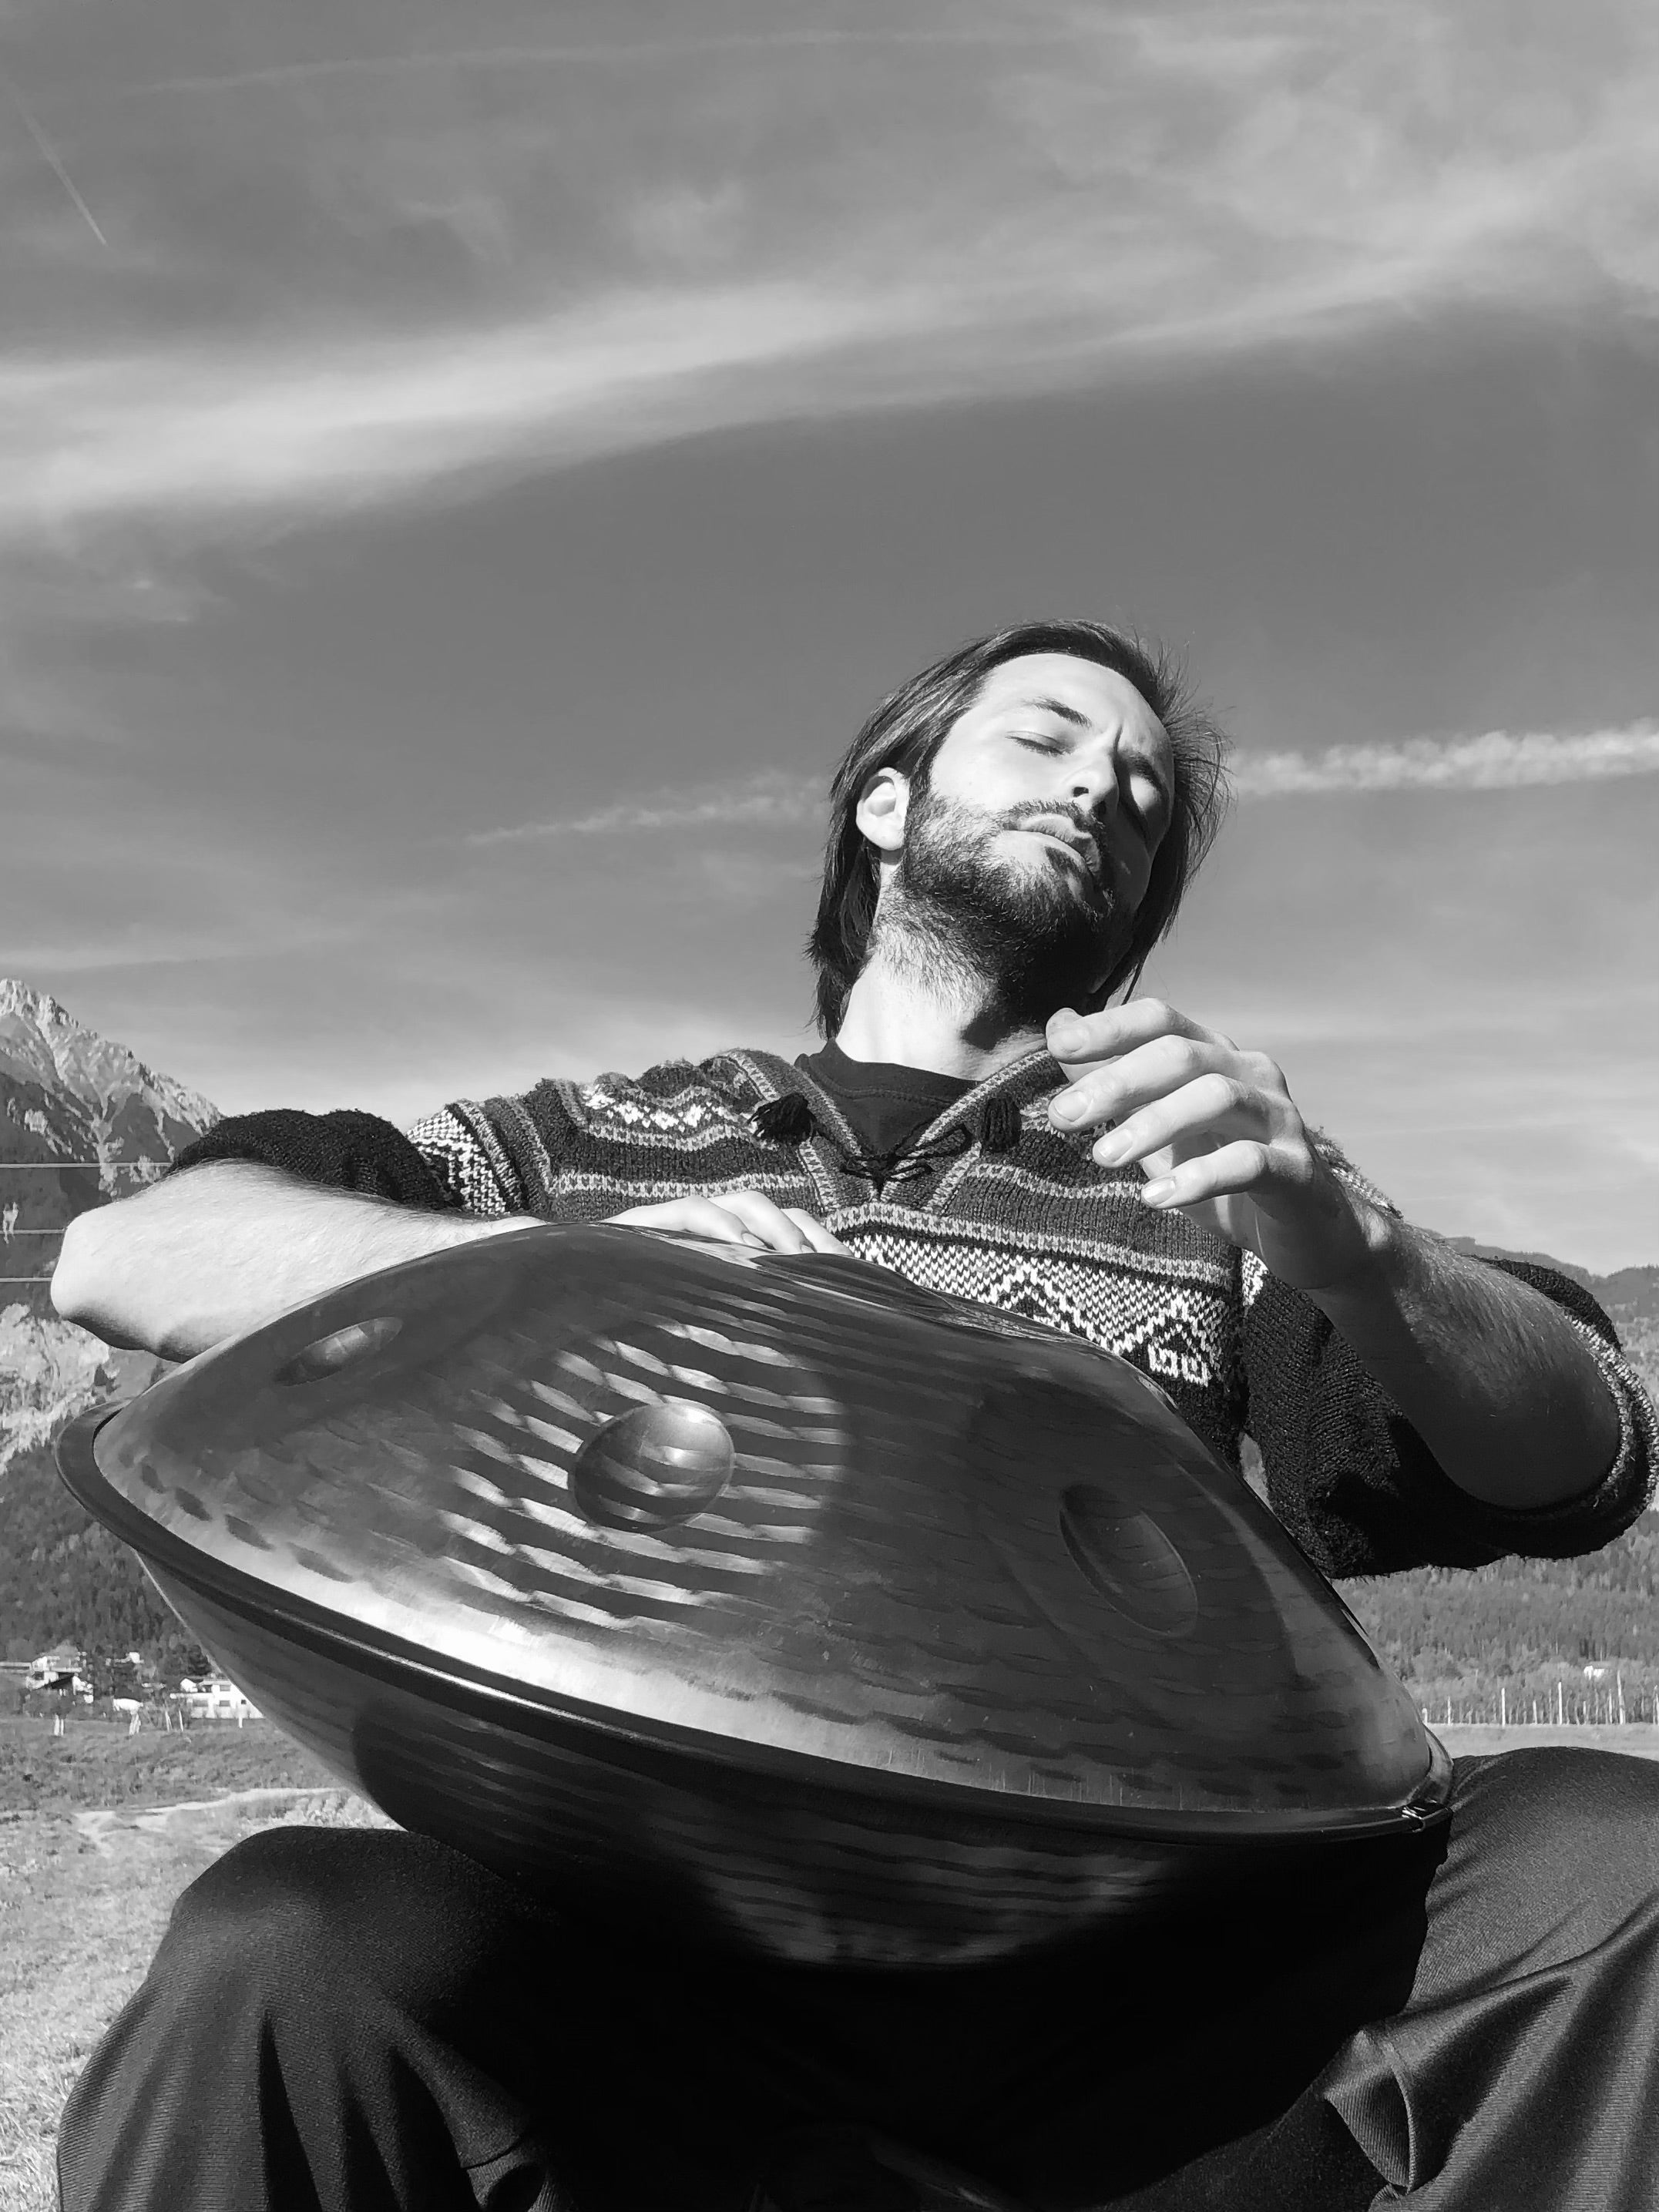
[1237,723,1659,796]
[4,0,1657,554]
[466,770,822,844]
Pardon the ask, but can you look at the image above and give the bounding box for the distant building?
[25,1646,88,1695]
[176,1675,260,1721]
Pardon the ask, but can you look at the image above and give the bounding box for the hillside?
[0,1434,186,1665]
[0,978,217,1323]
[0,1304,166,1478]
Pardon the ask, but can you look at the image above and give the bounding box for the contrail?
[5,79,109,249]
[121,25,1070,98]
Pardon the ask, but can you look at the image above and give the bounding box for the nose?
[1067,751,1122,823]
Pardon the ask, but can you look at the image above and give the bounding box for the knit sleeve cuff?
[168,1107,460,1214]
[402,1106,522,1218]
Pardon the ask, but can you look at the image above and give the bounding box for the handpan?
[58,1223,1450,1966]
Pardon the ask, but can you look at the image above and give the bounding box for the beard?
[871,780,1126,1031]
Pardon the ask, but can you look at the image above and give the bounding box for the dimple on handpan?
[57,1222,1449,1966]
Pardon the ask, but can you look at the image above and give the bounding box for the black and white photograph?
[2,5,1657,2207]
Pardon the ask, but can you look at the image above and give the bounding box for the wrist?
[1297,1197,1411,1325]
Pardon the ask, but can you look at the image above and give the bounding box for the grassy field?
[0,1718,386,2212]
[0,1713,338,1815]
[1436,1721,1659,1758]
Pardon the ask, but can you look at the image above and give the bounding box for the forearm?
[52,1162,535,1362]
[1311,1215,1623,1510]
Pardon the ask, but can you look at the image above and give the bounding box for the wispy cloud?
[467,770,822,844]
[463,725,1659,851]
[4,0,1657,553]
[1237,724,1659,796]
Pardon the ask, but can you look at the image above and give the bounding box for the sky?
[2,0,1657,1269]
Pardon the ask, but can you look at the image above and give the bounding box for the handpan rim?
[56,1404,1453,1844]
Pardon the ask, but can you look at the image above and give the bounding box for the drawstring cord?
[750,1090,1021,1190]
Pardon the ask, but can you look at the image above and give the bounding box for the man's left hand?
[1046,999,1381,1297]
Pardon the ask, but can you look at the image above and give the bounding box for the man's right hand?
[606,1191,848,1255]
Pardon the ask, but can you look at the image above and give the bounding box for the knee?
[163,1828,379,2002]
[163,1826,559,2037]
[1452,1749,1659,1901]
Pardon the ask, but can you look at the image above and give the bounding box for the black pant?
[57,1751,1659,2211]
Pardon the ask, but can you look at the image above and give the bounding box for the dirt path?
[72,1785,390,1855]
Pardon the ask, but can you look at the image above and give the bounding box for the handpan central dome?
[59,1223,1448,1965]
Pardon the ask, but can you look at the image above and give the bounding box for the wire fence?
[0,1160,169,1283]
[1425,1678,1655,1727]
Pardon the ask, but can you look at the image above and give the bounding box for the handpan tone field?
[58,1223,1450,1966]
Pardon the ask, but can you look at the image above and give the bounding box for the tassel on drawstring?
[751,1093,819,1145]
[979,1096,1023,1154]
[752,1086,1023,1181]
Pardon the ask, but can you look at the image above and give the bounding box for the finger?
[1140,1138,1309,1211]
[1053,1030,1256,1132]
[707,1189,818,1254]
[1086,1074,1281,1169]
[1046,998,1228,1072]
[609,1199,763,1247]
[781,1208,851,1255]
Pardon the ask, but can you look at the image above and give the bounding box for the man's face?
[878,654,1175,1019]
[922,653,1174,918]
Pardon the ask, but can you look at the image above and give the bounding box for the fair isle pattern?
[405,1107,517,1217]
[575,1072,754,1142]
[832,1211,1236,1389]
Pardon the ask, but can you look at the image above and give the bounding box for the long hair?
[807,619,1233,1036]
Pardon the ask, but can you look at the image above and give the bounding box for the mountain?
[0,979,215,1478]
[0,979,218,1325]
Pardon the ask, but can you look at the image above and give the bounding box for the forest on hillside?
[0,1435,192,1670]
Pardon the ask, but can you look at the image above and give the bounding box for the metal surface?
[58,1223,1450,1965]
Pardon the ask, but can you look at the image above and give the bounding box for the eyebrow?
[1019,694,1092,728]
[1014,696,1174,807]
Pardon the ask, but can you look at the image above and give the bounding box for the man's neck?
[832,957,1048,1081]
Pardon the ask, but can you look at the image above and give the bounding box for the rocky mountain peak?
[0,978,220,1138]
[0,978,220,1334]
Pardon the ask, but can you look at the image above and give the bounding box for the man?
[52,621,1658,2210]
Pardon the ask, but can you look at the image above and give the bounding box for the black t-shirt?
[794,1039,973,1160]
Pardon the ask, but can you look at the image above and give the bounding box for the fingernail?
[1140,1179,1176,1206]
[1050,1021,1086,1053]
[1092,1130,1130,1165]
[1049,1092,1084,1123]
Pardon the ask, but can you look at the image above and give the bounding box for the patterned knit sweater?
[174,1046,1655,1581]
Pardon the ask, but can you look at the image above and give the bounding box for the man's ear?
[855,767,910,856]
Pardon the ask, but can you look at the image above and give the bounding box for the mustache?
[997,801,1106,880]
